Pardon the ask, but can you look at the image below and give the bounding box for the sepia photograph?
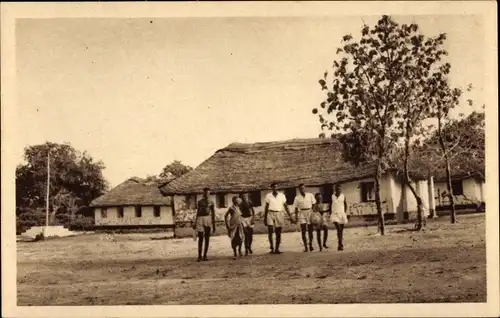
[1,1,498,317]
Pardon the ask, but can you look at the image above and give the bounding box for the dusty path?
[17,214,486,305]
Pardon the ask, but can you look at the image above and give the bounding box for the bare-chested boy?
[239,193,255,255]
[192,187,216,261]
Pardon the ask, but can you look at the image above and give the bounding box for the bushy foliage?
[16,142,108,233]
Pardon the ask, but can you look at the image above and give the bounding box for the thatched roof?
[403,148,485,183]
[432,165,485,182]
[160,138,379,195]
[90,177,172,207]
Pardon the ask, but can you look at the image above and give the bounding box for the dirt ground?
[17,214,486,305]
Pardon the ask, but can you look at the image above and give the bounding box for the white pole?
[46,150,50,227]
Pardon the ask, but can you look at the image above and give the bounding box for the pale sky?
[16,15,485,187]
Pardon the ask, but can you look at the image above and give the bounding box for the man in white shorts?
[330,184,348,251]
[264,182,295,254]
[293,184,316,252]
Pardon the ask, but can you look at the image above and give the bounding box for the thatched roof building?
[90,177,172,207]
[160,138,379,195]
[405,150,485,182]
[433,167,485,182]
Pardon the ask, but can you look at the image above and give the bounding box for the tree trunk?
[404,170,424,230]
[437,116,456,223]
[375,160,385,235]
[404,122,424,230]
[427,171,435,218]
[444,155,456,223]
[50,210,57,225]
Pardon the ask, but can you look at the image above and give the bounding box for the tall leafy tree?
[16,142,108,230]
[313,15,455,233]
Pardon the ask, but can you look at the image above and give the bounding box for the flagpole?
[46,150,50,227]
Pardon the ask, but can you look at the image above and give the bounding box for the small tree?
[422,88,485,223]
[313,16,455,234]
[159,160,193,179]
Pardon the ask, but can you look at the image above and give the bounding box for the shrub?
[16,208,46,234]
[69,215,95,231]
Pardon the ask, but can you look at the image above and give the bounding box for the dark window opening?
[451,180,464,195]
[154,206,161,217]
[216,193,227,208]
[284,187,296,205]
[360,181,375,202]
[320,184,334,203]
[101,208,107,218]
[249,191,262,207]
[135,206,142,218]
[117,207,124,218]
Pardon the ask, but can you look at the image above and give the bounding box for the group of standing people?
[192,183,348,261]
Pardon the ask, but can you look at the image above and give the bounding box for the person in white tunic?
[293,184,317,252]
[264,182,295,254]
[330,184,348,251]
